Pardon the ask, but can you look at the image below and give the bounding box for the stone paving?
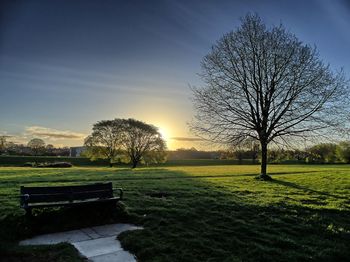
[19,223,143,262]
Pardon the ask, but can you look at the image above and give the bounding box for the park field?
[0,164,349,261]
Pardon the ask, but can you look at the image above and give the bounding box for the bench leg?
[25,207,32,218]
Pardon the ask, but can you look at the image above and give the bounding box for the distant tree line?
[2,134,349,165]
[0,136,69,156]
[232,141,350,164]
[167,148,221,160]
[168,142,350,164]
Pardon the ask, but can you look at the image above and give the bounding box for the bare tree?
[191,14,349,180]
[0,136,9,154]
[120,119,166,168]
[84,119,123,167]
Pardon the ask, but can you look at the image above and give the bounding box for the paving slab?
[19,229,91,245]
[72,236,122,257]
[91,223,142,237]
[91,250,136,262]
[80,227,101,239]
[19,223,143,262]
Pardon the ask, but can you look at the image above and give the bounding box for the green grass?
[0,165,349,261]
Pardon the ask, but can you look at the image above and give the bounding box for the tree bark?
[261,142,267,175]
[256,141,272,180]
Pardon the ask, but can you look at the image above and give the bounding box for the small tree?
[306,143,337,163]
[84,119,123,167]
[191,14,349,180]
[336,141,350,163]
[120,119,166,168]
[27,138,45,156]
[0,136,8,154]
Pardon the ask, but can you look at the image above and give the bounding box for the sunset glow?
[1,1,349,150]
[158,128,170,142]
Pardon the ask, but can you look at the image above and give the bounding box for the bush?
[0,156,109,166]
[22,162,35,167]
[36,162,72,168]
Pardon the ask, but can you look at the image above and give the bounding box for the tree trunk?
[109,159,113,167]
[256,141,272,180]
[132,160,138,168]
[261,142,267,175]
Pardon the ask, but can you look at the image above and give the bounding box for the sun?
[158,127,169,141]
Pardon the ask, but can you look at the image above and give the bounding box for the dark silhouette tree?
[27,138,45,156]
[85,118,166,168]
[84,119,123,167]
[191,14,349,180]
[0,136,9,154]
[121,118,166,168]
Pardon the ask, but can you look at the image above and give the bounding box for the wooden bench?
[20,182,123,216]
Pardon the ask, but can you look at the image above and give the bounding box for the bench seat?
[20,182,122,216]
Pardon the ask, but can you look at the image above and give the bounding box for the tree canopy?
[336,141,350,163]
[27,138,46,156]
[121,118,166,168]
[84,118,166,167]
[84,119,124,167]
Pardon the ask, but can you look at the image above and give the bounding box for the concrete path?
[19,223,143,262]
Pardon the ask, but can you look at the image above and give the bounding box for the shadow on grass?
[0,201,130,243]
[121,195,350,262]
[3,169,320,187]
[271,179,349,200]
[118,170,350,262]
[1,167,349,262]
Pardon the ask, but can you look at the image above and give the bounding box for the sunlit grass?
[0,164,349,261]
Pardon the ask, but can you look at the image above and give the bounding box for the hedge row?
[0,156,314,167]
[0,156,262,167]
[0,156,109,166]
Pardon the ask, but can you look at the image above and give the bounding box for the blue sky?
[1,0,349,149]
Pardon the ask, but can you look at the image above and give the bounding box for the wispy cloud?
[170,136,204,142]
[25,126,86,140]
[0,56,188,99]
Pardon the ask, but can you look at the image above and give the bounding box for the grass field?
[0,164,349,261]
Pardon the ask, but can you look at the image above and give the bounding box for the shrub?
[22,162,35,167]
[36,162,73,168]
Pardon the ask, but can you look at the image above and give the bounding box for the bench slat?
[26,197,120,208]
[20,182,115,204]
[21,183,112,195]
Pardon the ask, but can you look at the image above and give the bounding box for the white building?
[69,146,86,157]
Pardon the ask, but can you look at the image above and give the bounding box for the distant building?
[70,146,86,157]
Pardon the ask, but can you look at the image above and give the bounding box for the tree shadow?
[2,167,350,261]
[120,171,350,262]
[271,178,349,200]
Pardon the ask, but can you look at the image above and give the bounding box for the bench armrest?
[113,188,123,200]
[20,194,30,208]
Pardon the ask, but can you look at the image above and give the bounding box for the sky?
[1,0,350,149]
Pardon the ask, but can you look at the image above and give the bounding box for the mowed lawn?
[0,164,349,261]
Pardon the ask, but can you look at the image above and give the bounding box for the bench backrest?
[20,182,113,204]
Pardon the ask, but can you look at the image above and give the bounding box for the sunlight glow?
[158,127,170,141]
